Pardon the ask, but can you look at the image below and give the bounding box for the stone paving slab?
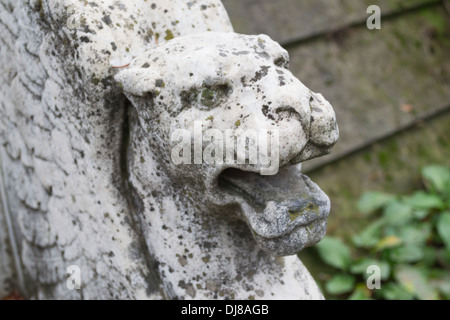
[222,0,438,44]
[288,5,450,170]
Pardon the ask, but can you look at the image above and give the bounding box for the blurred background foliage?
[312,165,450,300]
[223,0,450,299]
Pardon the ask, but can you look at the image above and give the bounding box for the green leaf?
[316,237,352,270]
[376,235,402,251]
[412,209,429,220]
[350,258,391,280]
[390,245,424,263]
[325,274,356,295]
[397,223,432,246]
[378,283,414,300]
[422,165,450,194]
[429,274,450,299]
[348,283,371,300]
[382,201,413,226]
[404,191,445,210]
[437,212,450,249]
[395,265,439,300]
[358,192,395,215]
[352,219,384,248]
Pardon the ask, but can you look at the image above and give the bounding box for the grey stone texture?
[0,0,335,299]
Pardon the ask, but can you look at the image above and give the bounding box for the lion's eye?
[200,84,232,108]
[180,84,232,111]
[274,56,289,69]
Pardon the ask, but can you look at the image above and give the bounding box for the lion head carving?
[116,32,338,257]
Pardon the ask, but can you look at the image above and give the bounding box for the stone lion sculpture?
[0,0,338,299]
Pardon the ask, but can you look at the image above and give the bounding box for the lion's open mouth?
[216,165,330,255]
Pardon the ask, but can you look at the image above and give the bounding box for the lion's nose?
[298,94,339,163]
[308,92,339,148]
[283,92,338,165]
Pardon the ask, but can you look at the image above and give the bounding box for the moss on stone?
[164,29,174,41]
[289,203,319,221]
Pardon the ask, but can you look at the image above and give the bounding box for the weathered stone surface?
[117,31,338,256]
[288,5,450,170]
[0,0,337,300]
[0,164,14,298]
[223,0,438,43]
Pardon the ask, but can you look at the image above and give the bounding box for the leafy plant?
[315,165,450,300]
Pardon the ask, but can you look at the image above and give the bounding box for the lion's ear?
[115,67,161,97]
[115,67,161,122]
